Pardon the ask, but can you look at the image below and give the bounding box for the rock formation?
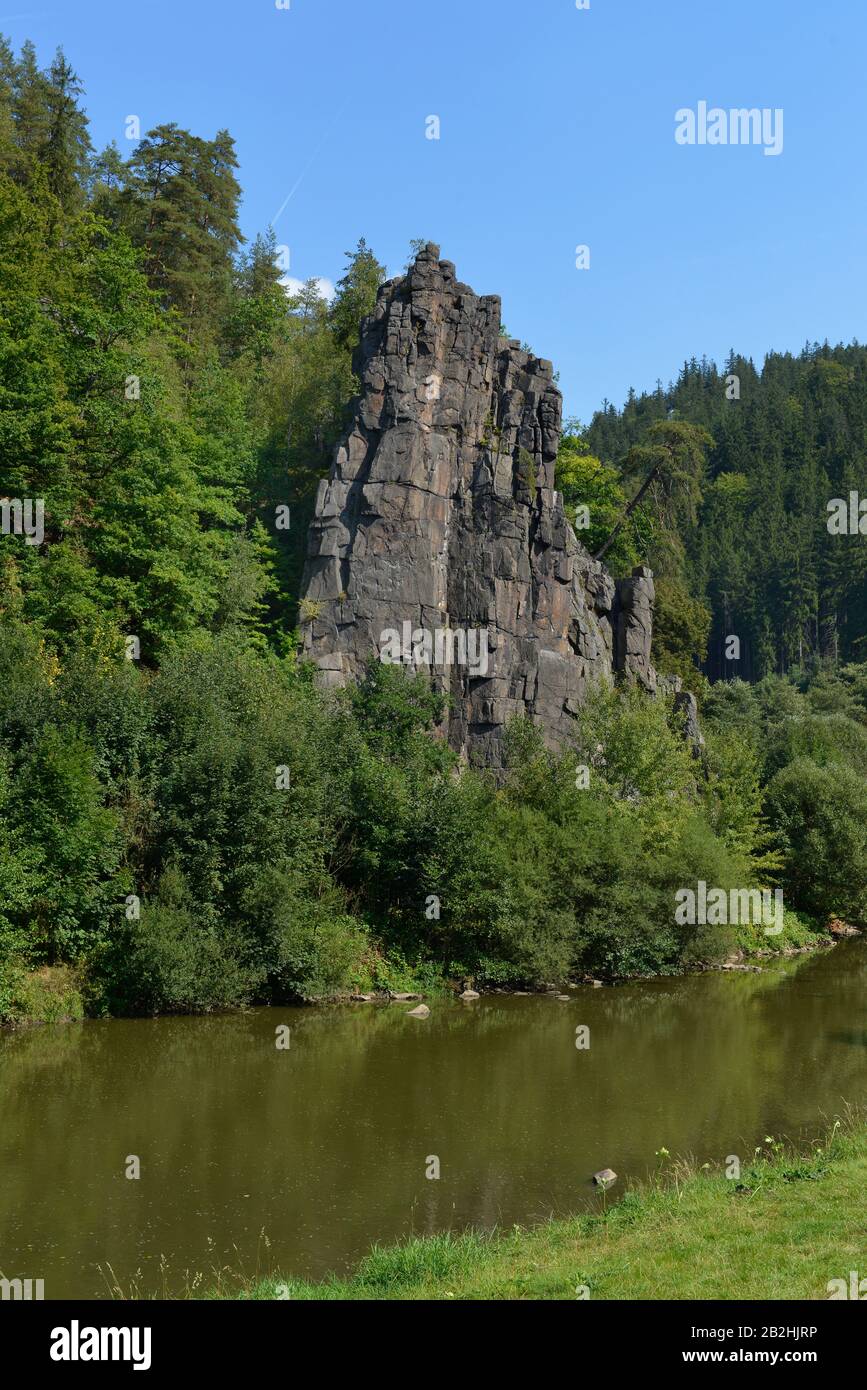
[300,243,660,767]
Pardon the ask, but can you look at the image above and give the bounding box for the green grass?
[0,962,85,1026]
[206,1119,867,1300]
[736,907,827,957]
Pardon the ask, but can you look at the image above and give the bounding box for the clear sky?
[5,0,866,421]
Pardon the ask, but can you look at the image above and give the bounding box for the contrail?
[270,96,352,228]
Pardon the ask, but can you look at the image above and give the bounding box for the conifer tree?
[41,49,91,208]
[329,237,386,351]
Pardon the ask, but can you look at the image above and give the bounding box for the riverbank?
[207,1119,867,1301]
[0,963,86,1027]
[1,909,844,1027]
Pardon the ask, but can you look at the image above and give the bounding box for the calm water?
[1,940,866,1298]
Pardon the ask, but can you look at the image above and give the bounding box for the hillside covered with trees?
[1,40,865,1023]
[567,349,867,683]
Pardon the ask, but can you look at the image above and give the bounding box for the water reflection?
[1,940,865,1297]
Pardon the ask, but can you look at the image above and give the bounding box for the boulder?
[828,918,860,937]
[593,1168,617,1186]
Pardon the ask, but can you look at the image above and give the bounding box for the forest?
[1,39,866,1023]
[581,345,867,683]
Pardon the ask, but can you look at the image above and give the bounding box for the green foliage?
[734,906,821,955]
[1,37,863,1021]
[0,962,85,1025]
[119,121,242,344]
[652,574,712,684]
[588,349,867,680]
[329,237,386,351]
[701,723,782,877]
[555,423,640,573]
[0,602,789,1012]
[764,758,867,921]
[99,898,252,1016]
[703,669,867,922]
[517,446,536,496]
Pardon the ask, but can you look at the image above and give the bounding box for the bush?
[5,621,863,1017]
[0,962,85,1025]
[93,902,254,1016]
[764,758,867,921]
[763,713,867,779]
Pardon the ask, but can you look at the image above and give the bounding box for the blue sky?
[5,0,866,421]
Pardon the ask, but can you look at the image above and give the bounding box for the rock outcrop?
[300,244,659,767]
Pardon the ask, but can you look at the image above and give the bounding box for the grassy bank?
[0,963,85,1027]
[207,1119,867,1300]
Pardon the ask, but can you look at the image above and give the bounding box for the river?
[1,939,865,1298]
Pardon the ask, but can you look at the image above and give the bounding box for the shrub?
[93,902,254,1016]
[764,757,867,921]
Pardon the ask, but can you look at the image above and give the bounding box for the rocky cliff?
[300,243,659,767]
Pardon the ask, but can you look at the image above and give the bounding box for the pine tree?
[87,140,128,224]
[0,36,18,168]
[587,343,867,680]
[41,49,91,208]
[329,237,387,352]
[125,123,242,344]
[11,40,48,167]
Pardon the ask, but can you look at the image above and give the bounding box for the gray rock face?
[615,566,657,692]
[673,688,706,755]
[301,244,658,767]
